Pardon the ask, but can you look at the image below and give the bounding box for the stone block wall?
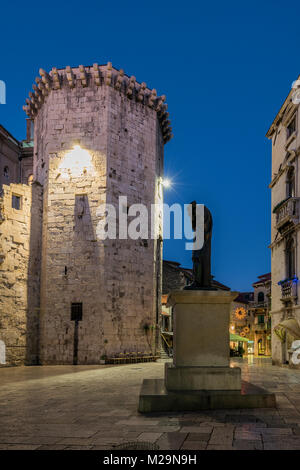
[0,182,42,364]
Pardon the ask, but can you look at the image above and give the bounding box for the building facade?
[0,125,35,365]
[229,274,271,357]
[0,123,33,190]
[230,292,254,355]
[0,63,172,365]
[249,273,271,356]
[267,80,300,365]
[0,125,20,189]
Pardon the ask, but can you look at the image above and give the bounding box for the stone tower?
[23,63,172,364]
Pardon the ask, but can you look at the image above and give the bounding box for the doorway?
[258,338,265,356]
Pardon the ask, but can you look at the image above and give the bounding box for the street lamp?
[162,178,172,188]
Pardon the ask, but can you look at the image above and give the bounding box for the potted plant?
[142,322,156,354]
[100,354,107,365]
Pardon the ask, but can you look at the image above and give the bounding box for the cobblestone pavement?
[1,358,300,450]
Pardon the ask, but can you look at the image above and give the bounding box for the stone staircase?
[159,345,170,360]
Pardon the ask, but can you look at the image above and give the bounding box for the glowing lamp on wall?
[162,178,172,188]
[58,145,94,178]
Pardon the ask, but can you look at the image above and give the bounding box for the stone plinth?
[138,289,276,412]
[165,290,241,391]
[169,290,236,367]
[165,363,241,391]
[139,379,276,412]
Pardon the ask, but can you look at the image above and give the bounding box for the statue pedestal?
[166,290,241,391]
[165,364,241,391]
[138,290,276,412]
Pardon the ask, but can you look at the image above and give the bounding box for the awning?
[230,333,250,343]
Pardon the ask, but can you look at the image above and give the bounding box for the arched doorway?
[258,338,265,356]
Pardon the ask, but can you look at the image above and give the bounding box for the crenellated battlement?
[23,63,173,144]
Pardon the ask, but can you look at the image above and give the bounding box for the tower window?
[71,302,83,321]
[12,195,21,210]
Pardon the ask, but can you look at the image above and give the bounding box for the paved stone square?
[0,358,300,450]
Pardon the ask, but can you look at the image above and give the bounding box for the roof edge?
[266,76,300,138]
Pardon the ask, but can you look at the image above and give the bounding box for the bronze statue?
[184,202,215,290]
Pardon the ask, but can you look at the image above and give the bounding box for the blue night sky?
[1,0,300,291]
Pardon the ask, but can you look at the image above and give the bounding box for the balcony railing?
[254,323,267,331]
[273,197,300,232]
[249,301,270,309]
[278,277,298,303]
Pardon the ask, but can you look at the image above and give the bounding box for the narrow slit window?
[71,302,83,321]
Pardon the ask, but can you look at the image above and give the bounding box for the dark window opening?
[258,292,265,302]
[3,166,9,180]
[287,167,295,198]
[286,238,296,279]
[287,118,296,139]
[12,195,21,210]
[71,302,83,321]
